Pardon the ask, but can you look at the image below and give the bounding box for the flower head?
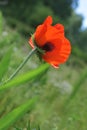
[29,16,71,68]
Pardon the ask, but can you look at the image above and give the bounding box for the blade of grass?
[37,125,40,130]
[0,63,49,92]
[0,97,37,130]
[14,128,22,130]
[0,11,3,34]
[27,121,31,130]
[65,67,87,106]
[0,47,12,81]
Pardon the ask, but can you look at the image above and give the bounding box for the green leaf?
[0,47,12,81]
[0,97,37,130]
[0,63,49,91]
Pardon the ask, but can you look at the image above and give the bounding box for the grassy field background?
[0,1,87,129]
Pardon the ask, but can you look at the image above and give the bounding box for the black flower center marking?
[42,42,55,52]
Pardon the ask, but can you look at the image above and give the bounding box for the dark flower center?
[42,42,55,52]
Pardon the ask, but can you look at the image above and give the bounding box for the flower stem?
[4,47,37,84]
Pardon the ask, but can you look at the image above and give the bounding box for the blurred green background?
[0,0,87,130]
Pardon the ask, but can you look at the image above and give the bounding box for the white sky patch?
[75,0,87,28]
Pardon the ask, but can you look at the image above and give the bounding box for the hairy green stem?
[4,47,37,84]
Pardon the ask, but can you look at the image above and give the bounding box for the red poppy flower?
[29,16,71,68]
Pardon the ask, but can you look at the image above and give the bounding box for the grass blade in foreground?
[0,63,49,91]
[0,97,37,130]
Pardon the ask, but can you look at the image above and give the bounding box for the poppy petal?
[43,16,53,25]
[51,63,59,68]
[42,37,71,65]
[35,26,63,47]
[54,24,64,34]
[59,38,71,63]
[29,37,34,48]
[35,16,52,41]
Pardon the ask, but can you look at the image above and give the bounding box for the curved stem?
[4,47,37,84]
